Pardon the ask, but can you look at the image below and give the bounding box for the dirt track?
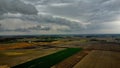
[73,50,120,68]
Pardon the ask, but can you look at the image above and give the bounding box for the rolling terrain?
[0,34,120,68]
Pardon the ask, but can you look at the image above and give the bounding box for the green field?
[12,48,82,68]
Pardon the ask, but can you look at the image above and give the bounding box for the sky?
[0,0,120,35]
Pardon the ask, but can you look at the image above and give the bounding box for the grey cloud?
[0,14,86,32]
[34,0,120,33]
[20,14,86,30]
[1,0,120,34]
[0,28,29,32]
[0,0,38,15]
[27,25,51,31]
[23,0,75,5]
[0,18,61,32]
[0,25,51,32]
[32,0,120,24]
[20,0,120,24]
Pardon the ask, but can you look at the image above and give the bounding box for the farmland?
[0,34,120,68]
[0,48,64,67]
[12,48,82,68]
[74,50,120,68]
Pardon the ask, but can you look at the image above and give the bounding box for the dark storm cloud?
[0,14,87,32]
[44,0,120,23]
[0,0,120,34]
[0,0,38,15]
[22,0,120,31]
[23,0,119,24]
[20,14,86,30]
[22,15,69,25]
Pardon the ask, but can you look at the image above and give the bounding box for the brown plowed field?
[73,50,120,68]
[52,50,90,68]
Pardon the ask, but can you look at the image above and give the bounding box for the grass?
[12,48,82,68]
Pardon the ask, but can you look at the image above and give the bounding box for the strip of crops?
[12,48,82,68]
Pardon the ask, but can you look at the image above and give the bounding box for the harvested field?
[0,65,10,68]
[52,50,89,68]
[74,50,120,68]
[0,48,64,67]
[0,43,33,50]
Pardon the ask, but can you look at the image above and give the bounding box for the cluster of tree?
[0,38,18,43]
[115,38,120,41]
[89,38,107,43]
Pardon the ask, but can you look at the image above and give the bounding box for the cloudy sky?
[0,0,120,35]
